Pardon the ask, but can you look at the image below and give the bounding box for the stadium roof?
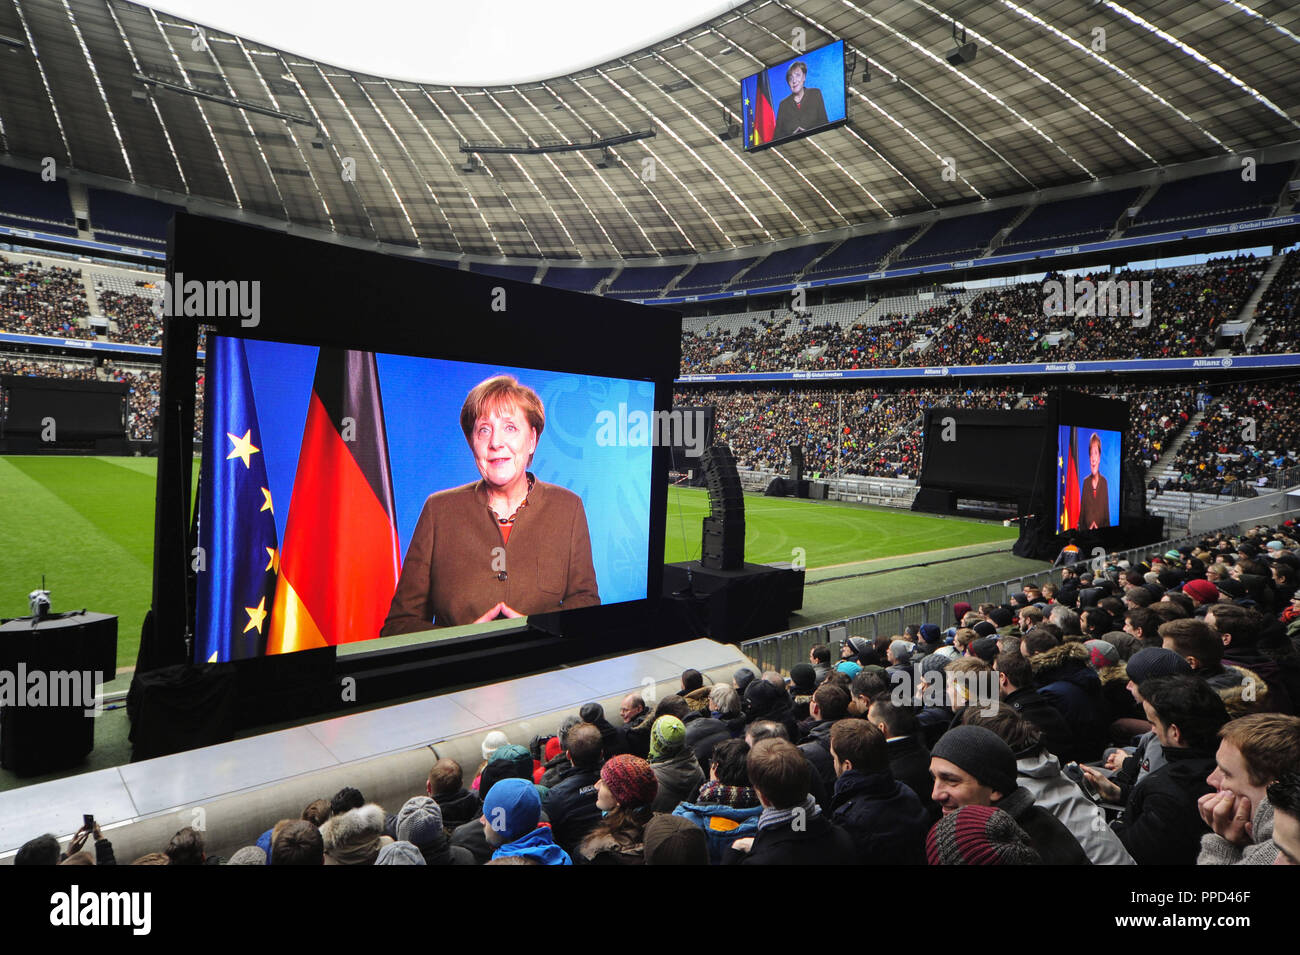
[2,0,1298,261]
[136,1,744,86]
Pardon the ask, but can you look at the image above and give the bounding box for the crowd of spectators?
[0,258,93,339]
[100,361,160,441]
[1168,383,1300,493]
[676,384,1192,480]
[1248,251,1300,356]
[679,255,1269,376]
[98,290,162,346]
[18,525,1300,867]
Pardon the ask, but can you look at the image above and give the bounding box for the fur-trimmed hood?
[1028,640,1091,676]
[1096,660,1129,686]
[1209,664,1271,718]
[577,826,645,864]
[322,804,391,865]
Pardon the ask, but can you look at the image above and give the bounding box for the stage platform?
[0,638,752,861]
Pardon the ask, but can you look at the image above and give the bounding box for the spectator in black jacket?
[723,738,855,865]
[828,718,929,864]
[994,648,1075,763]
[617,693,651,758]
[867,697,939,821]
[1083,675,1228,864]
[1022,629,1108,761]
[798,683,849,797]
[545,722,605,855]
[427,758,481,832]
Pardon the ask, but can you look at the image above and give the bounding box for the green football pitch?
[0,456,1019,670]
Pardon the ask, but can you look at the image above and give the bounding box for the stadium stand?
[467,263,538,282]
[1167,384,1300,494]
[0,255,93,339]
[86,188,177,249]
[605,264,686,297]
[894,207,1020,267]
[672,257,756,295]
[730,243,832,290]
[805,230,916,279]
[1249,251,1299,355]
[538,266,611,293]
[1001,189,1141,251]
[0,166,77,237]
[1124,162,1294,237]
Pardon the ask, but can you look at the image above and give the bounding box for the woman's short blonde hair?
[460,375,545,447]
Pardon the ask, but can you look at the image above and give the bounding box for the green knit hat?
[649,715,686,760]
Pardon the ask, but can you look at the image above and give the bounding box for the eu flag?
[194,335,280,662]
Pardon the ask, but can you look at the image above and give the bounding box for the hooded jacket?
[1015,748,1134,865]
[673,799,762,865]
[321,804,393,866]
[1095,660,1143,724]
[994,786,1090,865]
[1004,686,1076,761]
[1111,744,1217,865]
[1202,663,1271,719]
[1029,641,1108,761]
[829,768,929,866]
[575,826,646,865]
[651,748,707,813]
[493,825,572,865]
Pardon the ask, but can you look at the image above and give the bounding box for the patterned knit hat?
[926,805,1041,865]
[649,716,686,760]
[601,754,657,809]
[1084,639,1119,670]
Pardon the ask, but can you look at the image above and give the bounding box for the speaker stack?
[700,443,745,570]
[789,443,804,485]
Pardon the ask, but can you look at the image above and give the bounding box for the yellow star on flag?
[227,429,260,468]
[243,596,267,634]
[260,487,273,514]
[265,547,279,573]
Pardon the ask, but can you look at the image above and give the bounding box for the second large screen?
[1056,425,1121,533]
[195,335,654,662]
[741,40,847,151]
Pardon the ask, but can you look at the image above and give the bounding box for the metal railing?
[738,524,1241,674]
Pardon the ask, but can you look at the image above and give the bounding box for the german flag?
[267,349,400,653]
[752,71,776,146]
[1062,426,1081,532]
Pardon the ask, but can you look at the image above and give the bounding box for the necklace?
[492,473,536,525]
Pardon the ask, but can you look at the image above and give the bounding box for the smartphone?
[83,814,94,831]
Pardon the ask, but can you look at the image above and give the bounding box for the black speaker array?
[700,443,745,570]
[789,443,804,484]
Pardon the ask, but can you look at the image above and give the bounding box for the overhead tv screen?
[741,39,847,151]
[195,336,655,662]
[1056,425,1122,533]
